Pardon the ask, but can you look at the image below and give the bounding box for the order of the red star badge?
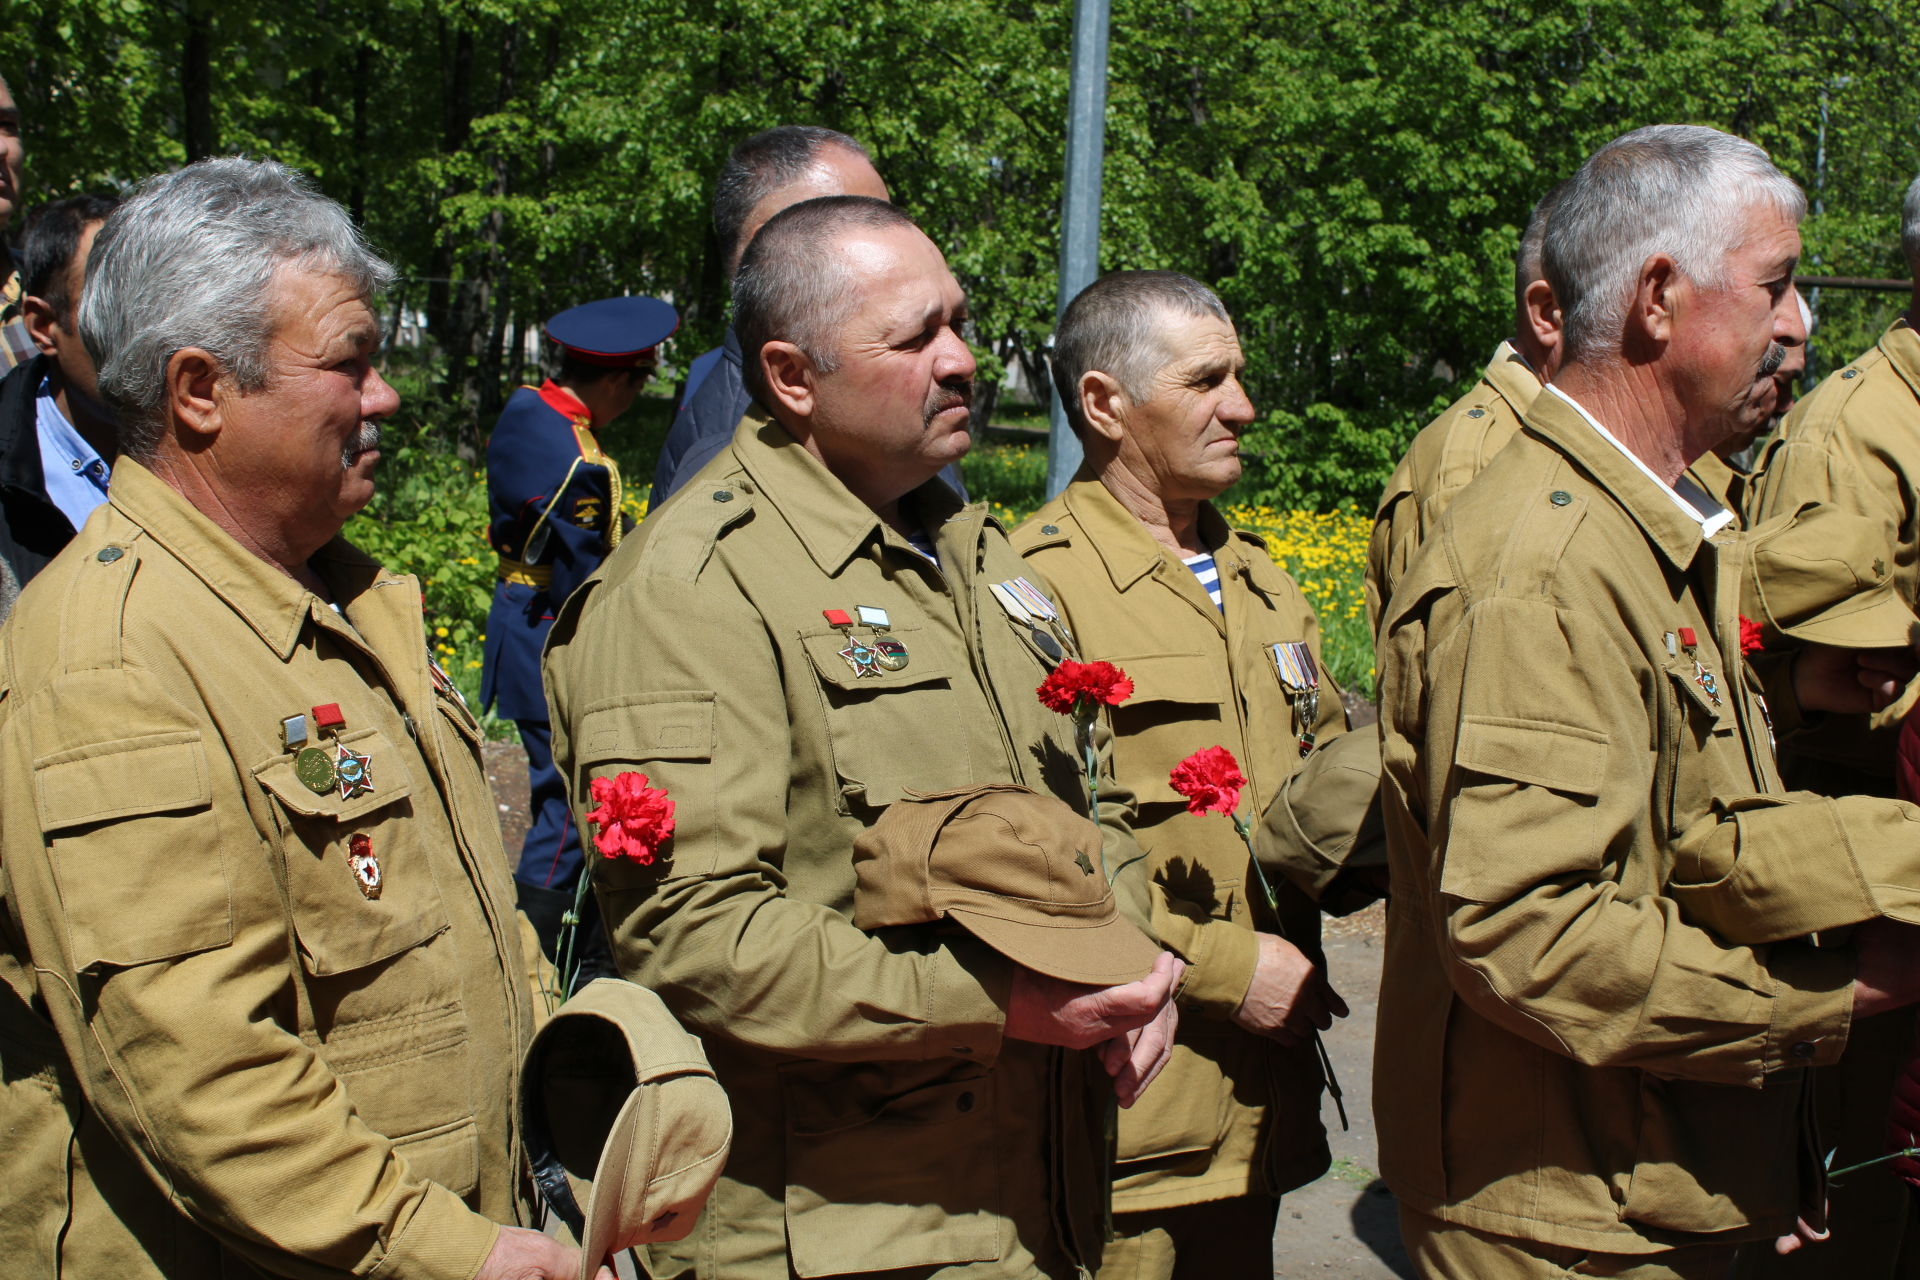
[838,639,884,679]
[336,742,374,799]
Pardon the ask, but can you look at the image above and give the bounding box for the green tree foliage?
[3,0,1917,505]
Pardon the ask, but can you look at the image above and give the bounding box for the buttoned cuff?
[928,935,1011,1066]
[1168,913,1260,1019]
[369,1182,500,1280]
[1761,940,1855,1079]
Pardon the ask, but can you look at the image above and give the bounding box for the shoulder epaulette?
[624,472,756,585]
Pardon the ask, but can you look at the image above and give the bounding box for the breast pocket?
[251,726,448,976]
[1663,654,1748,837]
[801,625,970,812]
[1107,653,1231,807]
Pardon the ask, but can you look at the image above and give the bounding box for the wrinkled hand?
[1231,933,1346,1046]
[1006,949,1183,1050]
[1853,919,1920,1019]
[1098,988,1180,1107]
[474,1225,613,1280]
[1794,644,1916,715]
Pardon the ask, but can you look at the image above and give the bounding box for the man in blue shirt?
[651,125,968,506]
[482,295,677,974]
[0,193,118,620]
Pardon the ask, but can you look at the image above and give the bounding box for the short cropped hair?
[732,195,920,404]
[1050,271,1231,437]
[1545,125,1805,363]
[1902,172,1920,278]
[714,126,873,275]
[79,157,394,460]
[1514,181,1565,305]
[20,194,121,325]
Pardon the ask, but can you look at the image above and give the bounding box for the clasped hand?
[1005,950,1184,1106]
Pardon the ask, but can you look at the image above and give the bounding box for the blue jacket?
[480,381,623,720]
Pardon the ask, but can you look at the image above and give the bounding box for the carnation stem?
[1231,810,1348,1131]
[555,862,594,1003]
[1080,708,1110,881]
[1830,1147,1920,1180]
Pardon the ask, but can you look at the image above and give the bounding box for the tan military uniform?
[1366,341,1541,632]
[1377,387,1880,1266]
[544,415,1147,1280]
[1748,319,1920,789]
[1737,320,1920,1279]
[1012,477,1349,1253]
[1685,450,1750,523]
[0,460,535,1278]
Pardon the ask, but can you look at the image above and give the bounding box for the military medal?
[1271,642,1322,757]
[347,833,382,899]
[336,743,374,799]
[1674,628,1721,707]
[857,605,911,671]
[824,609,883,679]
[295,746,338,794]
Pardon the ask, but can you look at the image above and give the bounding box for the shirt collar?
[729,410,966,577]
[1542,385,1734,539]
[1060,473,1245,591]
[109,457,405,660]
[1484,340,1545,418]
[35,374,106,472]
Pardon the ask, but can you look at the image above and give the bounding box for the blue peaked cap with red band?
[545,296,680,367]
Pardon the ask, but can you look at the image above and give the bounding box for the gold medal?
[873,638,910,671]
[295,746,338,795]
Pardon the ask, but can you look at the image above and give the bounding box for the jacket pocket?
[573,691,715,879]
[252,727,448,975]
[391,1116,481,1200]
[1621,1073,1798,1234]
[800,626,968,811]
[1108,653,1230,807]
[781,1059,1002,1277]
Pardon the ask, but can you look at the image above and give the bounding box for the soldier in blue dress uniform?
[481,295,677,971]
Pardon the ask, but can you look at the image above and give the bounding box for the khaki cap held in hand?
[520,978,732,1278]
[1743,504,1918,650]
[852,783,1161,987]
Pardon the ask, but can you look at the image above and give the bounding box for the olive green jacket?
[1747,320,1920,791]
[0,460,534,1278]
[544,416,1149,1280]
[1377,388,1882,1254]
[1366,341,1541,634]
[1013,477,1360,1212]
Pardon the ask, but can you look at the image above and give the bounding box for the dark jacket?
[0,355,81,622]
[651,326,969,509]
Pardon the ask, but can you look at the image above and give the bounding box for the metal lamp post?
[1044,0,1111,497]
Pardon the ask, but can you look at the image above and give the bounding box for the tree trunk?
[181,3,216,161]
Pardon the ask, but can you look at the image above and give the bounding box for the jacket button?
[96,546,123,563]
[1549,491,1573,507]
[713,489,734,503]
[956,1091,975,1113]
[1042,525,1060,536]
[1791,1041,1816,1060]
[1842,369,1859,379]
[1467,408,1486,418]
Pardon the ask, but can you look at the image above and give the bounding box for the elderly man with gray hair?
[0,157,600,1280]
[1376,124,1920,1278]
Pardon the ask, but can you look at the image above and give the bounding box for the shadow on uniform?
[1352,1181,1415,1277]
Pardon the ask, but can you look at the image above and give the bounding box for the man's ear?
[1522,279,1560,351]
[1629,253,1681,348]
[21,296,59,357]
[760,341,816,421]
[165,348,225,445]
[1078,370,1128,446]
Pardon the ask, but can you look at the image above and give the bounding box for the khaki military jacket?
[1747,320,1920,789]
[1366,341,1542,632]
[1013,478,1352,1213]
[1376,389,1872,1254]
[0,460,534,1279]
[544,417,1147,1280]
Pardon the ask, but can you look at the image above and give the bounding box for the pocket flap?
[1664,654,1732,724]
[253,727,413,821]
[801,626,949,692]
[577,692,717,765]
[35,730,212,832]
[1457,715,1609,797]
[1111,653,1227,707]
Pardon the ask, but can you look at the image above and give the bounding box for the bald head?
[715,127,889,277]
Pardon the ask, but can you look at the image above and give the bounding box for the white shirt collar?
[1543,385,1735,537]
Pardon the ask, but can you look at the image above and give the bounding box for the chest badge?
[336,742,375,799]
[347,833,383,899]
[1693,661,1722,707]
[1270,642,1322,757]
[857,605,911,671]
[824,608,885,678]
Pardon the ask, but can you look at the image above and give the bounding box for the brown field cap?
[520,979,732,1277]
[853,783,1161,987]
[1743,505,1919,650]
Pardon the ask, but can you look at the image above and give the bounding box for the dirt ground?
[485,738,1412,1279]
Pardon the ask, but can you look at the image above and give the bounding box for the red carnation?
[1036,660,1135,715]
[585,772,676,865]
[1739,614,1764,657]
[1169,746,1247,817]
